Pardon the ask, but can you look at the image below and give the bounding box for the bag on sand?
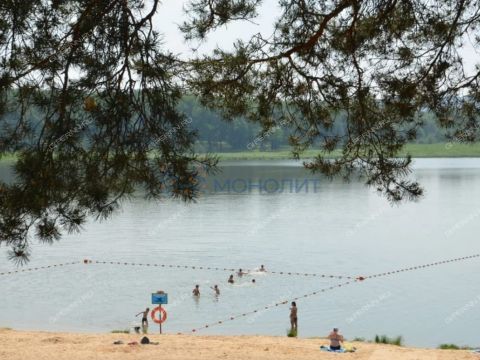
[141,336,150,344]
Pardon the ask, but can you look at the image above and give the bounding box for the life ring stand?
[151,306,167,324]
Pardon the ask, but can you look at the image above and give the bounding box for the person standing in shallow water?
[135,307,150,332]
[228,275,234,284]
[192,285,200,296]
[290,302,298,333]
[211,285,220,295]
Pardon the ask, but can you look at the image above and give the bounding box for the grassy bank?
[214,143,480,160]
[1,143,480,165]
[0,153,17,163]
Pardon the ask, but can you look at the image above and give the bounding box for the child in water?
[135,307,150,328]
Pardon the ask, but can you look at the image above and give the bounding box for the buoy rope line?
[85,259,354,280]
[0,261,81,276]
[2,254,479,333]
[188,279,356,333]
[362,253,480,280]
[187,253,480,333]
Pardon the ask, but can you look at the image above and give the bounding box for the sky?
[152,0,479,74]
[153,0,279,57]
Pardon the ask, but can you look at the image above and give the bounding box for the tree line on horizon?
[2,94,449,153]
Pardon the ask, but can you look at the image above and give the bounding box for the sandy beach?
[0,328,477,360]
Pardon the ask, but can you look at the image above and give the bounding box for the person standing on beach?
[193,285,200,296]
[290,302,298,332]
[135,308,150,328]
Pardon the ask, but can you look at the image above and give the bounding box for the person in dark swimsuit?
[290,302,298,332]
[328,328,344,350]
[228,275,234,284]
[136,307,150,327]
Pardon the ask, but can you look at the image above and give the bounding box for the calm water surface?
[0,158,479,347]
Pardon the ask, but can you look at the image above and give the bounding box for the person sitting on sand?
[260,265,266,272]
[228,275,234,284]
[328,328,344,351]
[211,285,220,295]
[135,308,150,328]
[290,302,297,332]
[193,285,200,296]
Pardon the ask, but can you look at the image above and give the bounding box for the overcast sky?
[153,0,479,73]
[153,0,279,57]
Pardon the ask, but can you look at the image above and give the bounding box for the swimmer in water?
[192,284,200,296]
[252,279,256,284]
[211,285,220,295]
[260,265,266,272]
[228,275,234,284]
[237,268,247,277]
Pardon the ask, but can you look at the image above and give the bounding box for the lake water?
[0,158,479,348]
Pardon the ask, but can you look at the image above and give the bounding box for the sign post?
[151,291,168,334]
[159,304,162,334]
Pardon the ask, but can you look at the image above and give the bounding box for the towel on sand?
[320,345,356,353]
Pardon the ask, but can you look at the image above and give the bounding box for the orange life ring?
[151,306,167,324]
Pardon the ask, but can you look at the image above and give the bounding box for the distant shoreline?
[212,143,480,160]
[2,143,480,164]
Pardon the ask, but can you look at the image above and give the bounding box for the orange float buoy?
[151,306,167,324]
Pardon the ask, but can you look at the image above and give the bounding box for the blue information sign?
[152,293,168,305]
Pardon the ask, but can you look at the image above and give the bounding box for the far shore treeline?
[1,95,456,154]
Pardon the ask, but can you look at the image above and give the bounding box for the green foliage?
[438,344,460,350]
[438,344,472,350]
[208,143,480,160]
[287,328,298,338]
[2,0,480,262]
[0,1,217,264]
[374,335,403,346]
[352,337,366,342]
[180,97,449,152]
[184,0,480,203]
